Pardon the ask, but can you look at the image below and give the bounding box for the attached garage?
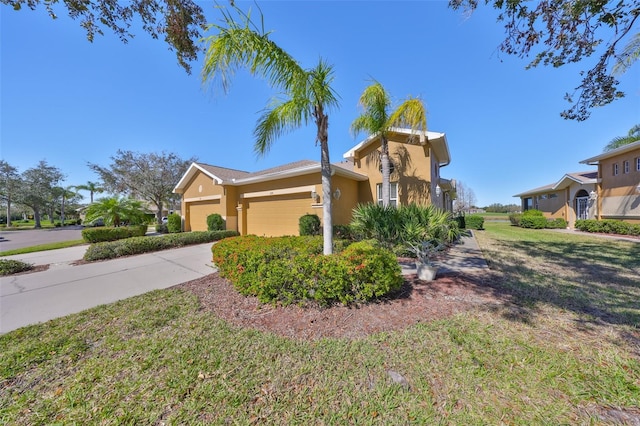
[186,199,221,231]
[245,193,316,236]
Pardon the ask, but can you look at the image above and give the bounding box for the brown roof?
[196,163,251,181]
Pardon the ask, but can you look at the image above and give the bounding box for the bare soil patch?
[178,270,508,340]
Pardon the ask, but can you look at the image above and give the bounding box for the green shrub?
[454,215,466,229]
[465,215,484,230]
[167,213,182,233]
[299,214,321,236]
[519,215,548,229]
[509,213,522,226]
[206,213,225,231]
[83,230,239,261]
[0,259,33,276]
[81,225,147,243]
[523,209,544,217]
[333,224,354,240]
[575,219,640,236]
[547,218,567,229]
[211,236,402,306]
[155,223,169,234]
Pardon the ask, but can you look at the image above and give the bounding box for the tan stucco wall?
[352,138,433,206]
[597,146,640,221]
[181,171,235,232]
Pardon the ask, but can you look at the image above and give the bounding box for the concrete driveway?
[0,243,216,334]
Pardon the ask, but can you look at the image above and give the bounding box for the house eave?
[579,140,640,165]
[227,164,368,185]
[173,162,223,194]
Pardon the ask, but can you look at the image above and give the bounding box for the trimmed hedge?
[207,213,225,231]
[299,214,321,236]
[575,219,640,236]
[84,230,239,261]
[510,210,567,230]
[212,236,402,306]
[81,225,148,243]
[167,213,182,233]
[0,259,33,276]
[465,215,485,230]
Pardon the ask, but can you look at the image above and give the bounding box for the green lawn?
[1,222,639,424]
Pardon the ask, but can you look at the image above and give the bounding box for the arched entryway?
[575,189,590,221]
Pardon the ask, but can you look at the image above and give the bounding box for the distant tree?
[15,160,64,228]
[449,0,639,120]
[485,203,520,213]
[88,150,194,224]
[84,196,149,226]
[453,181,477,214]
[604,124,640,151]
[3,0,206,73]
[50,186,81,225]
[351,80,427,208]
[0,160,21,227]
[75,181,104,204]
[202,5,340,255]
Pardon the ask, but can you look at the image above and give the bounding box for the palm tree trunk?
[317,106,333,255]
[6,196,11,227]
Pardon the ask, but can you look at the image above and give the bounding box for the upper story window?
[624,160,630,174]
[549,193,558,199]
[613,163,619,176]
[376,182,398,207]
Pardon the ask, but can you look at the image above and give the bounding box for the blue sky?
[2,1,638,207]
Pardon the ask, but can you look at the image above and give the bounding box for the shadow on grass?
[479,238,640,329]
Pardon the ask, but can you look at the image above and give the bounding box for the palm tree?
[604,124,640,151]
[351,80,427,207]
[75,181,104,203]
[84,196,148,227]
[202,6,339,254]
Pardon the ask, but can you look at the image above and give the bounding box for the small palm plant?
[84,197,149,227]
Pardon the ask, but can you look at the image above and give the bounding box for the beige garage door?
[246,194,314,236]
[188,200,221,231]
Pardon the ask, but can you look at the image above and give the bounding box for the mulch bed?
[177,270,508,340]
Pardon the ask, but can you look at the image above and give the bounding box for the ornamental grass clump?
[212,236,402,306]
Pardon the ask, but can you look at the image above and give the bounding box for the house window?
[624,160,629,173]
[549,193,558,199]
[637,157,640,172]
[613,163,619,176]
[376,182,398,207]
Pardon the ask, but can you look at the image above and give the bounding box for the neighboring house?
[173,128,455,236]
[514,171,598,228]
[580,140,640,223]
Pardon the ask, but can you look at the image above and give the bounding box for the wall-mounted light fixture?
[435,184,441,197]
[589,190,598,200]
[311,190,318,202]
[333,188,341,200]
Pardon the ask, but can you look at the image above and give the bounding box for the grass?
[1,223,639,424]
[0,240,87,257]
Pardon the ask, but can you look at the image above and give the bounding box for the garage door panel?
[188,200,221,232]
[246,194,314,236]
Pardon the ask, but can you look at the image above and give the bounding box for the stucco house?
[173,128,455,236]
[514,171,598,228]
[514,140,640,227]
[579,140,640,223]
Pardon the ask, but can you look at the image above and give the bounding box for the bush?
[547,218,567,229]
[575,219,640,236]
[523,209,544,217]
[299,214,321,236]
[212,236,402,306]
[84,230,239,261]
[333,224,355,240]
[519,215,548,229]
[0,259,33,276]
[155,223,169,234]
[207,213,225,231]
[509,213,522,226]
[167,213,182,233]
[465,215,484,230]
[81,225,148,243]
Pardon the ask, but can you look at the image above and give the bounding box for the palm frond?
[253,96,310,156]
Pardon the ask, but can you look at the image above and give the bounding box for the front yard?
[1,222,638,424]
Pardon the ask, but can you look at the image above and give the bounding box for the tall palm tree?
[202,6,339,254]
[604,124,640,151]
[351,80,427,207]
[76,181,104,203]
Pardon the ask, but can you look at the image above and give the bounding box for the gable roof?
[580,140,640,165]
[513,170,597,197]
[343,127,451,167]
[173,160,368,193]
